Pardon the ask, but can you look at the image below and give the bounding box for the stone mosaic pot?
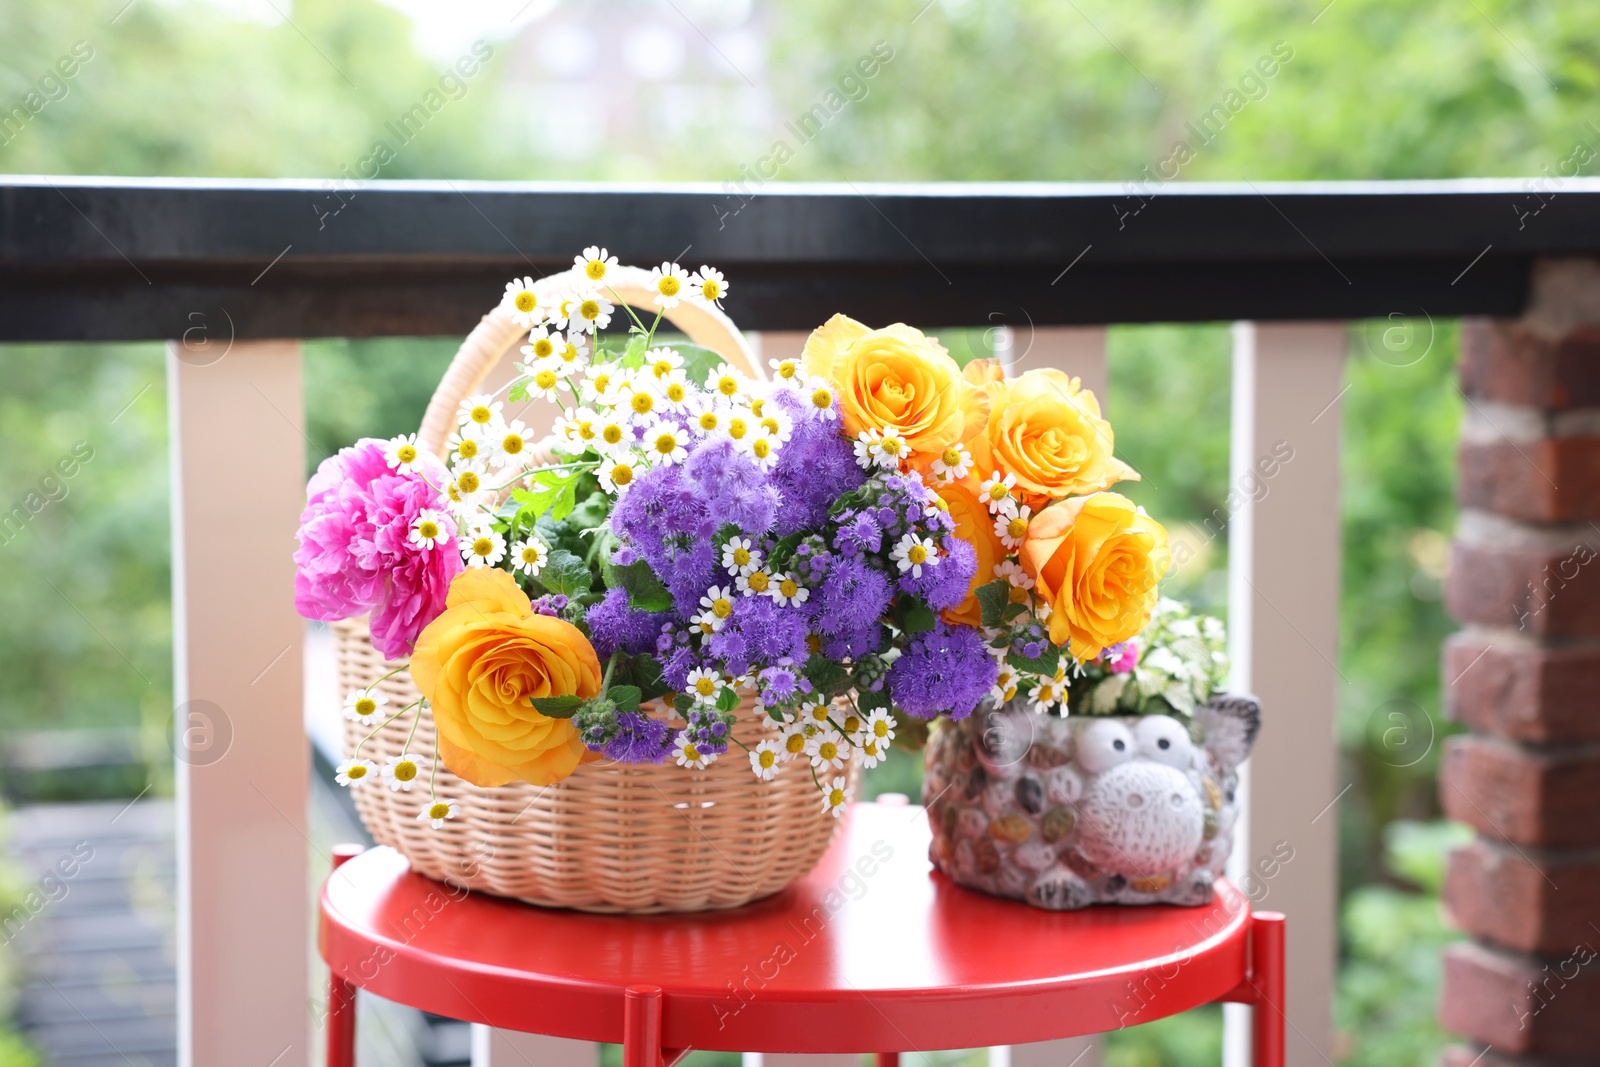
[921,695,1261,910]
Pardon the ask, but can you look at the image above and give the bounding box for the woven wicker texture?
[334,271,853,912]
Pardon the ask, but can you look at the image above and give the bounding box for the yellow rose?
[1019,492,1170,660]
[932,475,1007,628]
[969,368,1138,506]
[410,568,602,788]
[802,313,965,453]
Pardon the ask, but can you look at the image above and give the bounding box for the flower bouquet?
[294,248,1173,913]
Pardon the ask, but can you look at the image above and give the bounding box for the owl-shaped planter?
[922,695,1260,910]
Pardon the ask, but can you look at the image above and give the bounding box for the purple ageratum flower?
[708,595,811,677]
[834,512,881,557]
[811,556,892,639]
[585,587,667,659]
[902,537,977,611]
[294,439,461,659]
[603,711,672,763]
[769,390,865,535]
[530,593,569,618]
[822,621,885,660]
[887,622,998,720]
[758,665,799,704]
[611,544,639,567]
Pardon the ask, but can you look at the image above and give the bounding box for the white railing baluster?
[169,339,310,1066]
[1225,322,1345,1067]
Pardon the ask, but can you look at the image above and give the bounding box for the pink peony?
[294,439,462,658]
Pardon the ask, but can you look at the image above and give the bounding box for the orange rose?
[410,568,602,787]
[969,368,1137,506]
[1019,492,1170,660]
[802,313,965,454]
[932,475,1007,627]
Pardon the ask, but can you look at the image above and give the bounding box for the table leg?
[1250,912,1286,1067]
[327,974,357,1067]
[625,985,664,1067]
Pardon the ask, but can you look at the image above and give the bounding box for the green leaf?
[857,687,891,714]
[901,600,937,634]
[603,556,673,613]
[715,686,740,712]
[661,343,726,389]
[515,467,584,524]
[976,579,1012,629]
[508,379,529,403]
[803,653,851,698]
[539,548,593,598]
[609,685,642,715]
[567,490,610,533]
[1006,645,1062,677]
[892,715,930,752]
[531,695,583,718]
[620,332,649,369]
[673,693,696,716]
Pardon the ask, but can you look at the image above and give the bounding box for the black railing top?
[4,175,1597,340]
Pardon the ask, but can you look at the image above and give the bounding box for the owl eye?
[1134,715,1195,768]
[1077,719,1136,774]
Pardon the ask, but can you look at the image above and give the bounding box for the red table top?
[320,800,1254,1053]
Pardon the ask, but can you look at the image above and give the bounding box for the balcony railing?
[4,175,1591,1067]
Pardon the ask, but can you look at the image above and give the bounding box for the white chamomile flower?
[994,560,1034,591]
[447,462,489,506]
[746,431,782,472]
[858,737,887,769]
[892,532,939,578]
[597,456,639,494]
[778,720,810,762]
[644,347,685,381]
[458,393,503,430]
[521,325,559,363]
[672,731,713,770]
[991,665,1020,704]
[341,689,389,726]
[767,356,803,386]
[501,276,544,328]
[756,409,794,443]
[447,427,486,466]
[689,266,728,307]
[722,537,761,577]
[417,799,459,829]
[767,572,808,607]
[570,289,614,334]
[511,535,550,576]
[721,407,757,449]
[554,333,589,371]
[853,427,900,470]
[1031,679,1063,714]
[687,396,725,437]
[384,433,424,474]
[409,509,450,552]
[650,261,690,308]
[461,528,507,568]
[583,361,628,407]
[736,568,774,597]
[706,364,748,403]
[930,444,973,483]
[804,376,839,421]
[993,503,1033,549]
[864,708,897,747]
[623,381,663,425]
[335,758,377,788]
[656,370,693,413]
[685,667,722,704]
[575,245,617,283]
[806,728,848,772]
[642,420,688,465]
[749,739,782,781]
[382,753,422,792]
[978,470,1019,513]
[594,412,633,455]
[697,585,737,631]
[820,776,852,818]
[489,419,535,469]
[554,409,600,448]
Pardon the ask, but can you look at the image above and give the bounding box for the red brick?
[1447,540,1600,638]
[1461,319,1600,410]
[1459,436,1600,522]
[1440,735,1600,848]
[1443,838,1600,954]
[1440,942,1600,1056]
[1443,633,1600,744]
[1439,1042,1600,1067]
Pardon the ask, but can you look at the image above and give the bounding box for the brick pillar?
[1438,259,1600,1067]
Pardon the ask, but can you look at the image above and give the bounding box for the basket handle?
[418,266,758,459]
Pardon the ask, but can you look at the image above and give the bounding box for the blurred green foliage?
[3,0,1582,1061]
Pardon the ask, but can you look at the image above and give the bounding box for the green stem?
[353,698,422,756]
[367,664,407,689]
[428,748,439,800]
[606,285,651,335]
[401,702,423,754]
[600,652,619,696]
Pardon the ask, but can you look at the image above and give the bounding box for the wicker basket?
[332,267,855,913]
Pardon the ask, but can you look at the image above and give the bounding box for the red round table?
[320,799,1285,1067]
